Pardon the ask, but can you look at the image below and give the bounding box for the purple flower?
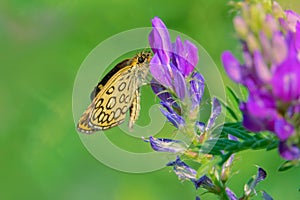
[222,1,300,160]
[146,17,224,199]
[149,17,200,102]
[279,141,300,160]
[149,17,209,129]
[144,136,187,153]
[221,51,242,83]
[271,56,300,102]
[160,101,185,128]
[166,156,198,181]
[244,167,268,198]
[149,17,172,65]
[150,79,173,103]
[205,98,222,131]
[281,10,300,32]
[225,188,238,200]
[173,36,199,77]
[190,72,205,109]
[193,175,215,191]
[239,93,277,132]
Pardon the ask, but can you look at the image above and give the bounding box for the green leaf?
[220,99,239,121]
[223,127,253,140]
[266,140,278,151]
[251,139,270,149]
[238,85,249,101]
[227,86,240,105]
[222,87,243,121]
[278,160,300,171]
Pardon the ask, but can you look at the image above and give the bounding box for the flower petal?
[225,188,238,200]
[271,56,300,102]
[205,98,221,131]
[173,37,198,76]
[173,67,186,100]
[149,17,172,63]
[160,105,185,128]
[166,156,197,180]
[259,31,272,62]
[183,39,199,75]
[240,91,279,132]
[150,79,173,103]
[196,121,206,134]
[189,72,205,109]
[264,14,279,37]
[274,118,294,141]
[145,136,186,153]
[279,141,300,160]
[221,51,243,83]
[193,175,214,190]
[272,32,288,65]
[285,10,300,32]
[262,191,274,200]
[150,53,172,87]
[244,167,267,197]
[255,167,267,185]
[253,51,271,82]
[233,16,248,38]
[295,22,300,54]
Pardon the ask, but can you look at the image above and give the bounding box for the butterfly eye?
[138,56,145,63]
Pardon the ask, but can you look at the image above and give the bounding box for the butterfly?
[77,52,152,134]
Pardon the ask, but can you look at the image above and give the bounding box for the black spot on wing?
[106,86,115,94]
[106,97,116,109]
[119,94,125,103]
[118,82,126,92]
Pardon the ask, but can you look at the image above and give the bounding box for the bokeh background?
[1,0,300,199]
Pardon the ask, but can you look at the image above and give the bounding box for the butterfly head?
[137,51,152,65]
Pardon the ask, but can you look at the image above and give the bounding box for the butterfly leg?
[129,89,140,131]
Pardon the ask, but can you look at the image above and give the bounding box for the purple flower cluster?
[145,15,273,200]
[149,17,205,128]
[222,1,300,160]
[145,17,222,154]
[166,157,268,200]
[145,17,231,199]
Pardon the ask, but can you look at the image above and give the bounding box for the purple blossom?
[160,101,185,128]
[281,10,300,32]
[146,16,225,199]
[166,156,217,191]
[221,1,300,160]
[147,16,222,152]
[148,17,215,132]
[166,156,197,181]
[144,136,186,153]
[254,167,267,186]
[205,98,222,131]
[190,72,205,109]
[225,188,238,200]
[149,17,201,107]
[279,141,300,160]
[173,36,199,77]
[193,175,215,191]
[244,167,267,198]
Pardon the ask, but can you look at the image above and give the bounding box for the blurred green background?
[1,0,300,199]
